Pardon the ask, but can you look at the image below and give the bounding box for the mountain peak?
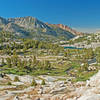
[0,16,81,41]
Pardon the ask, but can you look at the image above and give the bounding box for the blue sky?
[0,0,100,32]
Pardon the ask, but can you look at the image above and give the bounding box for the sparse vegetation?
[0,30,99,82]
[41,80,46,85]
[14,76,20,82]
[31,79,37,86]
[7,81,12,85]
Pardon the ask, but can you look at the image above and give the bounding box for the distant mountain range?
[0,16,82,41]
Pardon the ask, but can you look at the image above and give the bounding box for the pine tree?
[41,80,46,85]
[1,58,5,66]
[44,60,51,70]
[31,79,37,86]
[6,57,12,67]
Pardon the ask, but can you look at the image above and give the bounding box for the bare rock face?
[77,71,100,100]
[8,16,49,30]
[78,94,100,100]
[18,75,33,83]
[88,70,100,87]
[53,24,82,35]
[1,71,100,100]
[11,82,24,86]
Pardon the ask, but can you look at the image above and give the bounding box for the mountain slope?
[0,17,8,25]
[0,16,82,41]
[55,24,82,35]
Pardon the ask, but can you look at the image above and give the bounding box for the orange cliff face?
[56,24,82,35]
[46,23,83,36]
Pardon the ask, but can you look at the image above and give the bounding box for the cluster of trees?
[22,39,63,50]
[2,55,51,72]
[0,31,16,43]
[0,38,64,56]
[64,48,95,59]
[95,47,100,64]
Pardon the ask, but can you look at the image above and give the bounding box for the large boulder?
[86,70,100,87]
[18,75,33,83]
[12,82,24,86]
[6,74,18,81]
[78,94,100,100]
